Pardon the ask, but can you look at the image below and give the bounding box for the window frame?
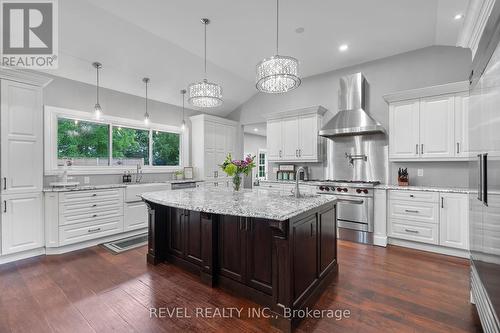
[45,105,188,175]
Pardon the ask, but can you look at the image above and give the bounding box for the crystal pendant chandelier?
[143,77,150,125]
[188,18,223,108]
[92,62,103,119]
[256,0,301,93]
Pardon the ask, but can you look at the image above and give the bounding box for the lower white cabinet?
[124,202,148,231]
[439,193,469,250]
[1,192,44,255]
[388,190,469,251]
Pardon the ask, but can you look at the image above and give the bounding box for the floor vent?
[101,233,148,254]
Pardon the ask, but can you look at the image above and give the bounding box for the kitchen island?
[141,187,338,332]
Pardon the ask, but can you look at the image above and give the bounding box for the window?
[257,149,267,180]
[153,131,180,166]
[112,126,149,166]
[54,114,183,171]
[57,118,109,166]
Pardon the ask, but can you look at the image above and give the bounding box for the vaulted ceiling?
[44,0,469,116]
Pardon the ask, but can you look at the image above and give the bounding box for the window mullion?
[109,124,113,166]
[149,130,153,166]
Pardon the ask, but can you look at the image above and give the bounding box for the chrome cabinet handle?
[3,177,5,190]
[409,194,414,198]
[405,209,419,213]
[415,144,418,154]
[88,227,101,233]
[421,144,424,155]
[92,204,97,207]
[337,198,364,204]
[92,214,98,217]
[3,200,6,213]
[456,142,460,154]
[295,149,298,157]
[405,228,419,234]
[92,193,97,197]
[279,150,282,158]
[441,197,444,208]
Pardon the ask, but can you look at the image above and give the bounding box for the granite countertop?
[43,179,204,192]
[376,184,471,194]
[141,187,337,221]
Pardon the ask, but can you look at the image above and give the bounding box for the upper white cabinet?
[191,114,239,180]
[1,80,43,194]
[266,106,326,163]
[385,82,470,161]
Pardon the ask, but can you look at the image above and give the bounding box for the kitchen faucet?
[345,152,367,166]
[294,166,306,198]
[135,164,143,183]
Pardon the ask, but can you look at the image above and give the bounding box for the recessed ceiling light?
[295,27,305,34]
[253,128,259,132]
[454,13,464,20]
[339,44,349,52]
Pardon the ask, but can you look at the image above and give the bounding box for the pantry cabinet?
[266,106,326,163]
[386,82,469,161]
[191,114,239,180]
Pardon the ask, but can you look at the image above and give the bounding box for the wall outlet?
[84,176,90,184]
[417,169,424,177]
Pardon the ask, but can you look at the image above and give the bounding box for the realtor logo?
[0,0,58,68]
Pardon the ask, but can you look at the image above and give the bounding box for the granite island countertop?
[141,187,337,221]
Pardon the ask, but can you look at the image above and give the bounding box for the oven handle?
[336,198,364,205]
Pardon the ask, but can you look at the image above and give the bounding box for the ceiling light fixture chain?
[143,77,150,124]
[92,62,103,118]
[181,89,186,130]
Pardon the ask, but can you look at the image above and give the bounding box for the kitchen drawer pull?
[299,149,302,157]
[404,228,419,234]
[88,227,101,233]
[415,144,418,154]
[3,200,6,213]
[3,177,6,190]
[92,214,98,217]
[457,142,460,154]
[92,204,97,207]
[405,209,419,213]
[92,193,97,197]
[441,197,444,208]
[409,194,414,198]
[421,144,424,155]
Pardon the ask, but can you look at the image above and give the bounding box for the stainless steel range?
[316,180,380,244]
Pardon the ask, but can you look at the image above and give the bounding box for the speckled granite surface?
[376,184,471,194]
[141,187,337,221]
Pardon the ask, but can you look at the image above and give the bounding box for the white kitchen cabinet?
[124,202,148,231]
[439,193,469,250]
[1,193,44,255]
[0,80,43,194]
[389,100,420,159]
[191,114,240,180]
[266,106,326,162]
[419,95,455,158]
[454,94,469,157]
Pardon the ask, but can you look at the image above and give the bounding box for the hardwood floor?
[0,241,482,332]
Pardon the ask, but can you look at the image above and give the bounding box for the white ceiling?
[46,0,469,116]
[243,123,267,137]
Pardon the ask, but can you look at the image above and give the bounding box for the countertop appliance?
[468,2,500,332]
[316,180,380,244]
[319,73,385,138]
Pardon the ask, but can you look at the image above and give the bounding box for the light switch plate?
[84,176,90,184]
[417,169,423,177]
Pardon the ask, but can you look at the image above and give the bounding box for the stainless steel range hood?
[319,73,385,138]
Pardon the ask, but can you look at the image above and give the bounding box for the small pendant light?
[143,77,150,125]
[92,62,103,119]
[180,89,186,131]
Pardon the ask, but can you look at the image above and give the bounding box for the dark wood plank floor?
[0,241,482,333]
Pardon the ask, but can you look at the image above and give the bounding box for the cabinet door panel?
[246,218,273,295]
[124,202,148,231]
[225,125,236,156]
[215,124,226,151]
[218,215,246,282]
[389,100,420,159]
[298,114,317,160]
[267,119,282,160]
[292,215,318,303]
[319,206,336,276]
[185,210,202,265]
[1,80,42,194]
[204,150,215,179]
[419,96,455,158]
[1,193,43,254]
[205,122,216,150]
[439,193,469,250]
[454,94,469,157]
[282,117,299,160]
[168,208,184,256]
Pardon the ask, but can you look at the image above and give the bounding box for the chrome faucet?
[135,164,143,183]
[294,166,305,198]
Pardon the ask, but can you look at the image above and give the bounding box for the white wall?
[243,133,266,157]
[228,46,472,187]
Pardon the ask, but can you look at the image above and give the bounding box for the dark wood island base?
[144,200,337,332]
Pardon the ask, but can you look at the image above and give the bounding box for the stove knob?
[363,189,369,194]
[337,187,342,192]
[342,188,348,192]
[319,186,325,191]
[325,186,330,191]
[356,189,361,194]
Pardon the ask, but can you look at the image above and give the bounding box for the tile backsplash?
[43,172,176,187]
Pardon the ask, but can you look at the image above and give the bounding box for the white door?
[266,119,282,161]
[0,80,43,194]
[1,193,44,255]
[282,117,299,160]
[419,96,455,158]
[439,193,469,250]
[298,114,317,160]
[454,94,469,157]
[389,100,420,159]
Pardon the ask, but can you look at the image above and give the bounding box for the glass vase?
[232,174,242,191]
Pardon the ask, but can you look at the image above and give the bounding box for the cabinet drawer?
[59,206,123,226]
[389,219,438,244]
[59,216,124,246]
[60,199,123,217]
[389,190,439,203]
[389,200,438,224]
[60,189,123,204]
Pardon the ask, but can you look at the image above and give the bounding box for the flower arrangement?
[220,154,256,191]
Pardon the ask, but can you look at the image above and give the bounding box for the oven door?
[336,195,373,232]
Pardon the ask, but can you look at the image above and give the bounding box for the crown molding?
[457,0,496,58]
[0,67,52,87]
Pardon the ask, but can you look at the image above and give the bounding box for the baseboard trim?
[388,238,470,258]
[0,247,45,265]
[373,235,387,247]
[45,228,148,255]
